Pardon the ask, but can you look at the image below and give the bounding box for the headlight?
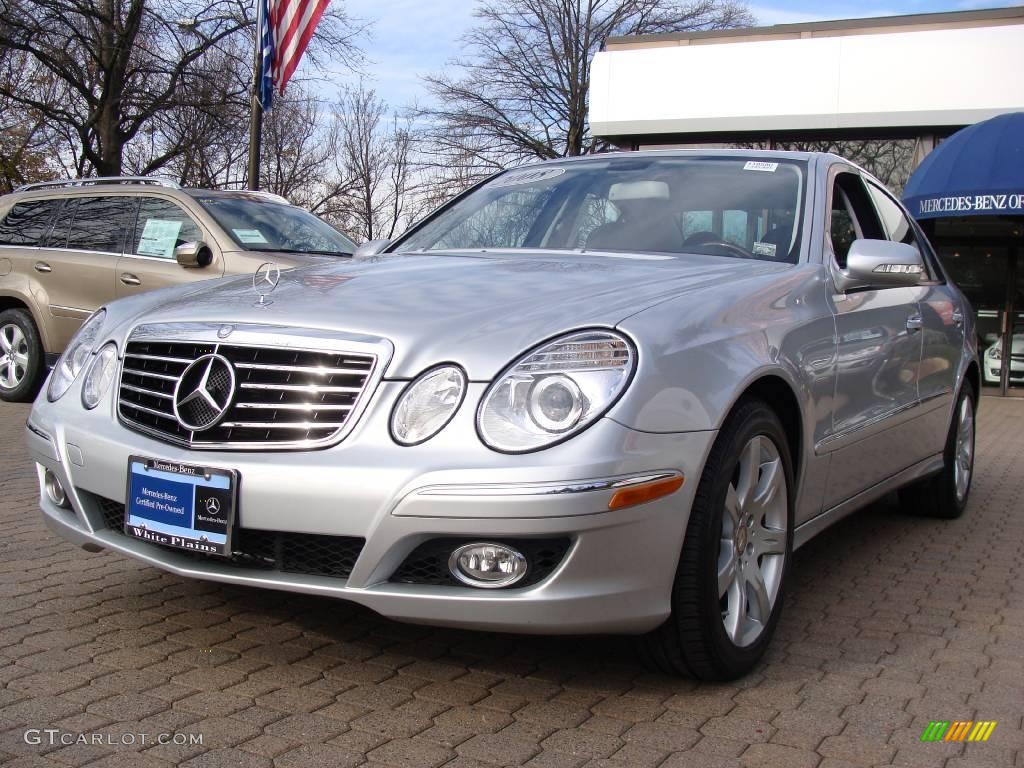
[47,309,106,402]
[477,330,635,453]
[989,346,1001,360]
[81,343,118,409]
[391,365,467,445]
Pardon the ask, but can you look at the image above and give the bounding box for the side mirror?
[174,241,213,268]
[835,239,924,292]
[353,239,390,259]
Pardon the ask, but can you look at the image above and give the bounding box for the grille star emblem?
[172,354,235,431]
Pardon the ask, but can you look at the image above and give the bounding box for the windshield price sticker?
[233,228,269,244]
[744,161,779,172]
[492,168,566,187]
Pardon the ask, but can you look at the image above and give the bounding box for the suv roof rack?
[246,190,290,205]
[15,176,182,192]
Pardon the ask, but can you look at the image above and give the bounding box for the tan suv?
[0,177,356,401]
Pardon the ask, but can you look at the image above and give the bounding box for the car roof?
[181,189,291,204]
[520,148,836,165]
[0,184,291,206]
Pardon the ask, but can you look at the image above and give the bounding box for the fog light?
[449,543,528,588]
[44,470,68,508]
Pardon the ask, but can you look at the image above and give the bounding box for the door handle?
[34,261,51,273]
[119,273,141,286]
[952,309,964,327]
[906,314,923,333]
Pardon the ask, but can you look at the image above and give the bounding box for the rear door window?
[43,199,78,249]
[0,199,61,246]
[131,198,203,259]
[65,196,135,253]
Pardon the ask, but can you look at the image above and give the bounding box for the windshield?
[396,157,806,263]
[194,194,356,255]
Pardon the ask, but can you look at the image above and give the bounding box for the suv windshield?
[193,194,356,255]
[396,157,806,263]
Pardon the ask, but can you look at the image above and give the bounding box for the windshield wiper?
[274,248,352,257]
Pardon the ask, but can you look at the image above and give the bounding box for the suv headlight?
[47,309,106,402]
[477,330,636,453]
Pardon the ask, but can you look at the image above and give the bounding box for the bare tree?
[776,139,917,194]
[0,50,58,192]
[260,90,361,222]
[418,0,752,181]
[0,0,362,178]
[336,85,414,241]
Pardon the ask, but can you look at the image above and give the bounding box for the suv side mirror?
[174,241,213,268]
[353,239,390,259]
[835,239,924,292]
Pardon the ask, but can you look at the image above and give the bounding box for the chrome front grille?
[118,338,378,449]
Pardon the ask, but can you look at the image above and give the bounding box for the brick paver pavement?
[1,398,1022,768]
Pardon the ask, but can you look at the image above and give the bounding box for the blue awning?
[903,112,1024,220]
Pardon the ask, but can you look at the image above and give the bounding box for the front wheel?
[899,384,975,519]
[639,398,794,680]
[0,309,45,403]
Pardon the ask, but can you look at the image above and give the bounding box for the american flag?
[257,0,330,111]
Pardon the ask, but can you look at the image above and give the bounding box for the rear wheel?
[639,398,794,680]
[899,384,975,519]
[0,309,45,403]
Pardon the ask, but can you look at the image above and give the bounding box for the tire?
[638,398,795,680]
[899,383,976,520]
[0,308,46,403]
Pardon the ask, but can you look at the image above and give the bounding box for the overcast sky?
[328,0,1017,111]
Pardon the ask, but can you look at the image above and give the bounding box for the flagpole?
[246,0,264,191]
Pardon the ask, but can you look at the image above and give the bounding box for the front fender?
[607,264,835,441]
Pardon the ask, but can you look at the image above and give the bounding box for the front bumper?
[27,382,716,634]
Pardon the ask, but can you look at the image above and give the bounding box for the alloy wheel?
[718,435,788,647]
[954,396,974,502]
[0,323,29,391]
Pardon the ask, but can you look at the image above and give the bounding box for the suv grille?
[96,496,363,579]
[118,340,376,449]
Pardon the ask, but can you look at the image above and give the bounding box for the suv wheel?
[0,309,45,403]
[899,383,976,519]
[639,398,794,680]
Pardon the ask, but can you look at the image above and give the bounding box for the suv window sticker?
[137,219,183,259]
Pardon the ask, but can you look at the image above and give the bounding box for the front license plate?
[124,456,237,557]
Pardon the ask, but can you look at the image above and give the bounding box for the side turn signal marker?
[608,475,684,511]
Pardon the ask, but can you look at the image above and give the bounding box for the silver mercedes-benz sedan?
[26,151,979,680]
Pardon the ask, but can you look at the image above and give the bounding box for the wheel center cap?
[735,524,749,554]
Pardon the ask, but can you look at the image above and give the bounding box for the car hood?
[117,250,789,379]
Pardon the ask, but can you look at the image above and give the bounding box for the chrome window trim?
[119,252,180,264]
[116,322,393,452]
[31,246,124,258]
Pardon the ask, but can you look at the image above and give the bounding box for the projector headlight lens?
[477,330,635,453]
